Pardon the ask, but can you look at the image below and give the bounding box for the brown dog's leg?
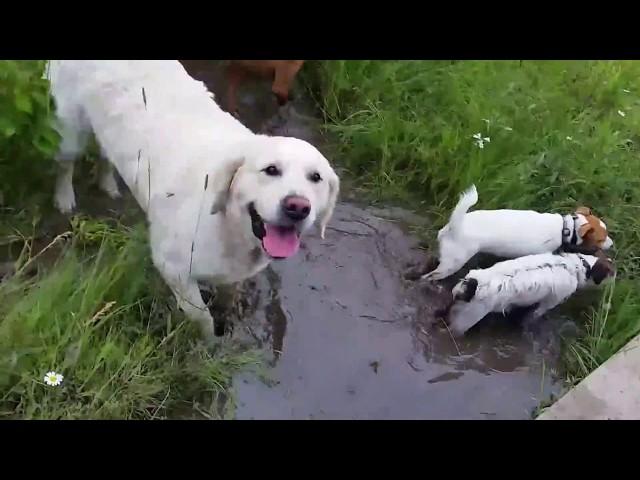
[272,61,304,108]
[225,62,246,116]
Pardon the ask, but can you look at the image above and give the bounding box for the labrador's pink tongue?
[263,224,300,258]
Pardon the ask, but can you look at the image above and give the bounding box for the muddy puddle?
[180,60,573,419]
[231,204,568,419]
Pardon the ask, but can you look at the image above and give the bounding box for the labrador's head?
[211,136,339,259]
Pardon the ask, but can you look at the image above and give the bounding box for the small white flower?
[623,89,631,93]
[566,136,573,141]
[44,371,63,387]
[472,133,490,149]
[618,110,626,117]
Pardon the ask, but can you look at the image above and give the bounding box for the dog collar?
[562,214,579,245]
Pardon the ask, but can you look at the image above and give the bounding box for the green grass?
[0,60,258,419]
[0,225,258,419]
[309,60,640,385]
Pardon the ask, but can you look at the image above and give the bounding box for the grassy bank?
[310,60,640,384]
[0,61,257,419]
[0,226,256,419]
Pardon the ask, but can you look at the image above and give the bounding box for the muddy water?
[180,61,571,419]
[232,203,567,419]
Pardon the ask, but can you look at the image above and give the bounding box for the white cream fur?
[48,60,339,342]
[423,185,613,281]
[448,252,608,336]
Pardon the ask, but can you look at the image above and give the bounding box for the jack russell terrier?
[422,185,613,281]
[447,251,615,336]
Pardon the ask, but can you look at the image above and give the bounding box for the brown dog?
[225,60,305,116]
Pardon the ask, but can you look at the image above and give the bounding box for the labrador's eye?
[263,165,281,176]
[308,172,322,183]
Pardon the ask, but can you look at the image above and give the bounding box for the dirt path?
[181,61,569,419]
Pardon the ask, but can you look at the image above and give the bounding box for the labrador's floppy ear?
[210,157,245,215]
[318,169,340,239]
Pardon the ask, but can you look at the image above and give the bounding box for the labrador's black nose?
[282,195,310,221]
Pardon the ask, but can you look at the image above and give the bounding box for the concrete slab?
[538,334,640,420]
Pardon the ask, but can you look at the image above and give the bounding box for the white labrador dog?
[48,60,339,342]
[447,251,614,336]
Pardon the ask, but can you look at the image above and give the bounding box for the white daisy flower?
[618,110,626,117]
[472,133,490,149]
[44,371,64,387]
